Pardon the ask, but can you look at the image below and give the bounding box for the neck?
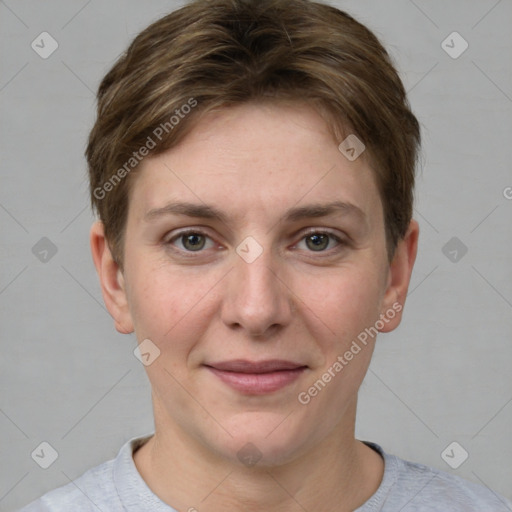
[133,399,384,512]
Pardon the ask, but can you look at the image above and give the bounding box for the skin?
[91,102,418,511]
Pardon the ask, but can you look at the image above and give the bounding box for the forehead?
[128,102,383,228]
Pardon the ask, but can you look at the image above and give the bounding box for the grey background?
[1,0,511,510]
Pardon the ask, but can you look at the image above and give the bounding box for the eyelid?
[165,227,213,242]
[299,227,343,238]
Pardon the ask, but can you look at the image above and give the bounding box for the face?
[93,102,416,467]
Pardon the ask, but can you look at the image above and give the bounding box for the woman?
[21,0,512,510]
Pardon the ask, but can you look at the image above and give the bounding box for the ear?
[378,219,419,333]
[90,221,134,334]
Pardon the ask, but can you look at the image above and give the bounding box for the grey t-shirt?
[19,434,512,511]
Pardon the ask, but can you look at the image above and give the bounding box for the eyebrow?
[143,200,366,224]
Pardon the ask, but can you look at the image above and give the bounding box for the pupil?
[307,234,328,251]
[184,234,205,251]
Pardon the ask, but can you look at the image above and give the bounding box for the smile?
[204,360,308,395]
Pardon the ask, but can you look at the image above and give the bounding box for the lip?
[204,359,307,395]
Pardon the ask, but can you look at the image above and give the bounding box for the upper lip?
[205,360,307,373]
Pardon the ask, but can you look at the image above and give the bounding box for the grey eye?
[181,233,207,251]
[305,233,331,251]
[167,231,215,252]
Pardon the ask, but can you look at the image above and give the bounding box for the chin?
[206,411,316,468]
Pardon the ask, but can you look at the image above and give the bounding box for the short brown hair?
[86,0,421,266]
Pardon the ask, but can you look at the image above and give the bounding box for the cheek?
[293,263,384,351]
[125,260,220,352]
[293,267,383,419]
[127,271,176,337]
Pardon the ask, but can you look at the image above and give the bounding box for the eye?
[295,230,343,252]
[166,230,215,252]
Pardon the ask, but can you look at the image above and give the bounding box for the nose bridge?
[222,245,292,335]
[239,254,278,303]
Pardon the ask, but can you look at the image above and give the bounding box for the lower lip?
[207,367,306,394]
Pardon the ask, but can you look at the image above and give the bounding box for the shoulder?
[399,460,509,510]
[18,457,120,512]
[18,434,155,512]
[374,444,512,511]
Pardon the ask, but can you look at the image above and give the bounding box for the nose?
[220,249,294,338]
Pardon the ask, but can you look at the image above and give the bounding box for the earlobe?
[90,221,134,334]
[378,219,419,333]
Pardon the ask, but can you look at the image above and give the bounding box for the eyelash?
[164,228,347,257]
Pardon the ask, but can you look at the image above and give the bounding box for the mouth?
[204,360,308,395]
